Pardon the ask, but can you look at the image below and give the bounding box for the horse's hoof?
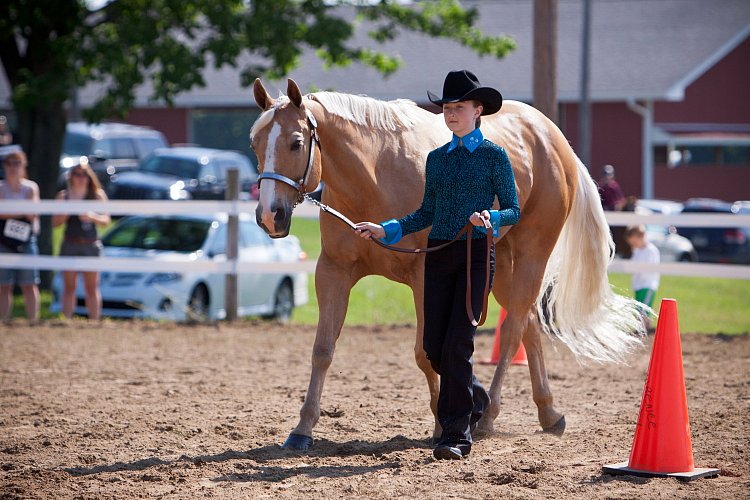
[542,415,566,437]
[281,433,314,450]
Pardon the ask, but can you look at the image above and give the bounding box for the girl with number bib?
[0,150,40,323]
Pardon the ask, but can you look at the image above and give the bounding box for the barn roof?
[2,0,749,109]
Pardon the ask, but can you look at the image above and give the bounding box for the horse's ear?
[254,78,273,111]
[287,79,303,108]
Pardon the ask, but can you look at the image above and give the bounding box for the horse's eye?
[291,140,303,151]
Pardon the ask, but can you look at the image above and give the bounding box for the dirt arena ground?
[1,319,747,499]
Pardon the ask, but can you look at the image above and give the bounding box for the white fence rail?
[1,200,749,279]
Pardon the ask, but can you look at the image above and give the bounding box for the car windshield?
[63,133,94,156]
[103,217,212,252]
[140,155,201,178]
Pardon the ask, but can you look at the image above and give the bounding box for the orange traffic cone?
[602,299,719,481]
[478,308,527,366]
[511,339,528,366]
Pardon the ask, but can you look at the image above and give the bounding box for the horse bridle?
[255,108,493,327]
[256,109,321,206]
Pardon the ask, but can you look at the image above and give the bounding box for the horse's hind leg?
[477,247,565,435]
[524,313,566,435]
[282,255,355,450]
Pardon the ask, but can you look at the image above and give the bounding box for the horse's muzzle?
[256,201,291,238]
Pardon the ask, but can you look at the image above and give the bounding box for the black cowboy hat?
[427,70,503,116]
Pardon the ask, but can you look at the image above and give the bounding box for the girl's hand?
[354,222,385,240]
[470,210,491,227]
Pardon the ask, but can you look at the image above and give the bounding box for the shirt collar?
[446,128,484,153]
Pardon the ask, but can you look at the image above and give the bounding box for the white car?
[644,224,697,262]
[632,204,697,262]
[636,198,684,215]
[51,214,308,322]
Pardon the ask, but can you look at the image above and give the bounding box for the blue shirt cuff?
[476,210,501,238]
[380,219,403,244]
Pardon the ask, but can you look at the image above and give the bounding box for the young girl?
[355,70,520,460]
[52,157,111,320]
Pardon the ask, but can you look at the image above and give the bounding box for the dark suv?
[59,122,168,190]
[676,198,750,264]
[108,147,258,201]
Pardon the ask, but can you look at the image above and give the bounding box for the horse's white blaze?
[259,121,282,230]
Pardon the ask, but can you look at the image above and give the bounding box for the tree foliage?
[0,0,515,266]
[2,0,515,121]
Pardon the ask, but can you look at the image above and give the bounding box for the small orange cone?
[603,298,719,481]
[479,308,527,366]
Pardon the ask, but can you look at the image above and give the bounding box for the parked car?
[643,224,697,262]
[636,198,684,215]
[734,200,750,214]
[50,214,308,321]
[631,205,697,262]
[675,198,750,264]
[59,122,168,190]
[108,147,258,201]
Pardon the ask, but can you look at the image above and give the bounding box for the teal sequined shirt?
[381,128,520,243]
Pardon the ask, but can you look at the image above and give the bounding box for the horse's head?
[251,78,322,238]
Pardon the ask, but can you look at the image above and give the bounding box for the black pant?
[423,237,494,448]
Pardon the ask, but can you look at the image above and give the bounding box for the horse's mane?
[250,92,429,140]
[308,92,429,131]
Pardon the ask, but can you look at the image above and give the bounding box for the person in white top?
[625,224,660,329]
[0,150,40,323]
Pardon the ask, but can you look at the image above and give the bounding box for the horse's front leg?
[282,255,355,450]
[411,273,442,442]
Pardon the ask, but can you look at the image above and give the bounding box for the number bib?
[3,218,31,243]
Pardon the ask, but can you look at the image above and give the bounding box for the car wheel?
[270,280,294,324]
[187,284,209,322]
[678,252,693,262]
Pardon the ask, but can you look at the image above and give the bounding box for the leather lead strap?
[309,195,494,327]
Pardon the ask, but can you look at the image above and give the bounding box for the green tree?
[0,0,515,268]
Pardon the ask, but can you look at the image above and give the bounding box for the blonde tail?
[536,159,646,363]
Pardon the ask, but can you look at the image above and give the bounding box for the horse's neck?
[316,123,382,215]
[316,115,445,220]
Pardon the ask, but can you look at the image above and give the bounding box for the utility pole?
[533,0,558,124]
[579,0,592,168]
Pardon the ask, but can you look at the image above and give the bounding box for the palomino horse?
[251,78,644,450]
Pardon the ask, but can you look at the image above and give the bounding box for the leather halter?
[257,110,321,205]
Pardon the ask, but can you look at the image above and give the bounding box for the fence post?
[225,169,239,322]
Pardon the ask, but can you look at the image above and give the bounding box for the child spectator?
[625,224,660,330]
